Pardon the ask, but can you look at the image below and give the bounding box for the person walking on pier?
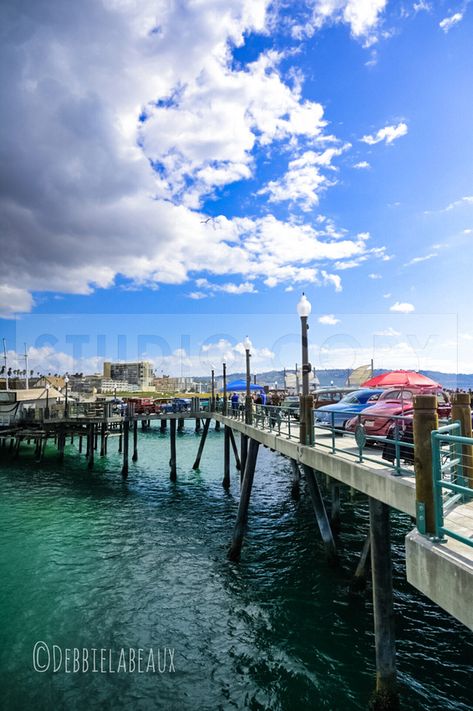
[231,392,239,416]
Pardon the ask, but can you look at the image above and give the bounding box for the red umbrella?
[361,370,441,389]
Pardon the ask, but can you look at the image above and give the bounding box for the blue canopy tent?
[221,379,265,392]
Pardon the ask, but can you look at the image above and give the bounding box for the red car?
[345,388,450,440]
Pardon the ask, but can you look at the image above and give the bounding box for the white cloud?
[374,327,401,336]
[361,122,408,145]
[464,229,473,235]
[368,273,382,279]
[0,0,389,311]
[389,301,415,313]
[259,146,348,211]
[439,12,463,32]
[0,286,35,318]
[383,292,392,298]
[445,196,473,211]
[309,0,388,42]
[195,279,257,295]
[353,160,371,169]
[404,253,437,266]
[318,314,340,325]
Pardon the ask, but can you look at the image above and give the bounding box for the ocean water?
[0,423,472,711]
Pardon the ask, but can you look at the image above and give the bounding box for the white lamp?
[297,293,312,318]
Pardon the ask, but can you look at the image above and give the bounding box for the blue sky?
[0,0,472,376]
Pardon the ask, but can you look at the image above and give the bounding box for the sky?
[0,0,472,377]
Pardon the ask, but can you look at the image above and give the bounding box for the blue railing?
[431,423,473,548]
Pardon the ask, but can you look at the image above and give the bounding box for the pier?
[1,393,472,710]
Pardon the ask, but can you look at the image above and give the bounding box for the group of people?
[228,390,283,419]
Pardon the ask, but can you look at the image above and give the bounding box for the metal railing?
[218,400,416,476]
[431,423,473,548]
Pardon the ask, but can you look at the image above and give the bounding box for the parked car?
[281,395,300,419]
[160,397,191,414]
[313,387,359,409]
[314,389,384,430]
[344,388,451,441]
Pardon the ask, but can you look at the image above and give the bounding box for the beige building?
[103,361,154,389]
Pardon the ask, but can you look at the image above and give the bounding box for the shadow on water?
[0,424,472,710]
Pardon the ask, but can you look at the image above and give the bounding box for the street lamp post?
[223,362,227,415]
[211,369,215,412]
[297,293,313,445]
[45,383,50,420]
[64,375,69,418]
[243,336,252,425]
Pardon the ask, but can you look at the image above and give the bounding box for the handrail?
[431,424,473,548]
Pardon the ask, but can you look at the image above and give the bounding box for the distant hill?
[196,369,473,390]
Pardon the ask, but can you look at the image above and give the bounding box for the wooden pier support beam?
[132,420,138,462]
[228,438,260,562]
[79,435,83,454]
[451,392,473,486]
[228,428,241,470]
[215,419,221,432]
[121,420,129,478]
[118,430,122,453]
[192,418,210,470]
[349,533,371,593]
[290,459,301,498]
[88,424,95,470]
[413,394,438,534]
[160,418,167,433]
[302,465,337,563]
[178,417,185,432]
[100,422,107,457]
[223,425,231,489]
[195,418,201,433]
[169,418,177,481]
[369,497,398,710]
[240,434,248,482]
[330,480,341,533]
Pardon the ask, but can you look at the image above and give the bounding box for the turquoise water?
[0,424,472,711]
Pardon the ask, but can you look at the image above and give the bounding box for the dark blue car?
[314,389,384,430]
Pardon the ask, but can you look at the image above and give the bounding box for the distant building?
[103,361,153,389]
[0,387,63,427]
[153,376,198,392]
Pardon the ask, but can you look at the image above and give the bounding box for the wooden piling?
[170,418,177,481]
[121,420,129,478]
[100,422,106,457]
[79,435,83,454]
[160,418,167,433]
[88,424,95,470]
[192,418,210,470]
[215,420,221,432]
[228,438,260,561]
[132,420,138,462]
[302,465,337,562]
[451,392,473,486]
[228,428,241,470]
[195,418,201,433]
[178,417,185,432]
[290,458,301,498]
[368,497,398,710]
[350,533,371,593]
[330,480,341,533]
[413,394,438,534]
[223,425,231,489]
[240,434,248,482]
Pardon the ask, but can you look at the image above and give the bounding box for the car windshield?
[340,394,360,404]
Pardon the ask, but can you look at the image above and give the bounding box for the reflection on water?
[0,425,472,710]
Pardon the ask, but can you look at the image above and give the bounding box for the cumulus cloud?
[307,0,388,42]
[445,196,473,211]
[389,301,415,313]
[318,314,340,325]
[0,0,387,312]
[259,146,348,210]
[353,161,371,169]
[361,122,408,145]
[439,12,464,32]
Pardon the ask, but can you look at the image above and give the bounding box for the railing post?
[451,392,473,488]
[413,394,438,534]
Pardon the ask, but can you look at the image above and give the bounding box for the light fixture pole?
[211,369,215,412]
[297,293,313,445]
[64,375,70,417]
[45,383,50,420]
[2,338,8,391]
[223,362,227,414]
[243,336,252,425]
